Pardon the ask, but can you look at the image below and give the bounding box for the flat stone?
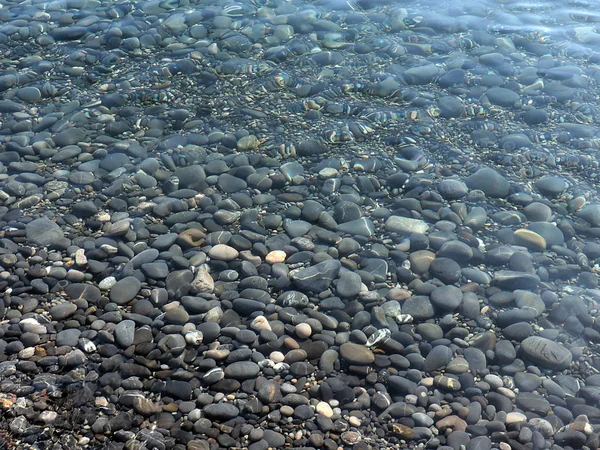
[110,276,141,305]
[208,244,238,261]
[224,361,260,379]
[49,303,77,321]
[292,259,341,293]
[26,218,64,247]
[423,346,453,373]
[336,271,362,298]
[336,217,375,237]
[339,343,374,365]
[520,336,572,370]
[385,216,429,234]
[493,270,540,290]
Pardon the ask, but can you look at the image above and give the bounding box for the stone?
[336,271,362,298]
[339,343,374,365]
[114,320,135,348]
[203,403,239,420]
[208,244,238,261]
[26,218,64,247]
[292,259,341,293]
[423,346,453,373]
[430,285,463,310]
[49,303,77,321]
[110,277,141,305]
[520,336,572,370]
[465,167,510,198]
[224,361,260,379]
[513,229,546,251]
[385,216,429,234]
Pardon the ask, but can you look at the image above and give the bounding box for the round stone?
[266,250,286,264]
[295,323,312,339]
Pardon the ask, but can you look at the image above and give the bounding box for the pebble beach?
[1,0,600,449]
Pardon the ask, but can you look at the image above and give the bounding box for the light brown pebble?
[280,406,294,416]
[95,397,109,408]
[497,387,515,399]
[348,417,361,427]
[251,315,271,332]
[392,423,414,439]
[190,265,214,293]
[420,377,434,387]
[266,250,286,264]
[295,323,312,339]
[316,401,333,418]
[284,337,300,349]
[270,351,285,363]
[75,248,87,266]
[208,244,239,261]
[436,415,467,432]
[513,228,546,251]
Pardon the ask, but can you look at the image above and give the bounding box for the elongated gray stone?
[520,336,572,370]
[385,216,429,234]
[292,259,341,293]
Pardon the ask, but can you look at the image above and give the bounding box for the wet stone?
[292,259,341,293]
[110,277,141,305]
[520,336,572,370]
[465,167,510,198]
[339,343,374,365]
[26,218,64,247]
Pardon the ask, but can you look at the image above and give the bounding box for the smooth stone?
[423,346,452,373]
[465,167,510,198]
[402,296,435,320]
[26,218,64,246]
[203,403,240,420]
[56,329,81,347]
[49,303,77,321]
[430,285,463,311]
[385,216,429,234]
[292,259,341,293]
[528,222,564,246]
[114,320,135,348]
[438,179,468,200]
[224,361,260,379]
[339,343,374,365]
[535,176,566,197]
[493,271,540,290]
[336,217,375,237]
[53,127,86,147]
[208,244,239,261]
[336,271,362,298]
[429,257,461,284]
[513,229,546,251]
[486,87,520,107]
[520,336,572,370]
[522,202,552,222]
[110,277,141,305]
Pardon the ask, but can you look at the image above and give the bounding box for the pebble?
[339,343,375,365]
[0,1,594,449]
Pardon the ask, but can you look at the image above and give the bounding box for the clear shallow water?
[3,0,600,448]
